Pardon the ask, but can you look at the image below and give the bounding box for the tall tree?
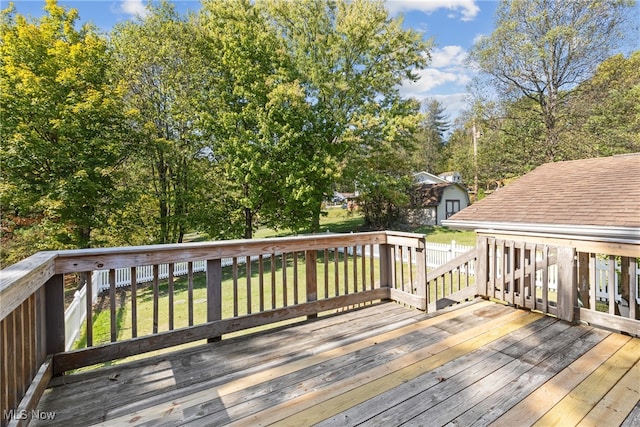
[470,0,635,162]
[110,1,214,243]
[0,0,132,252]
[565,51,640,157]
[198,0,310,239]
[263,0,430,231]
[413,98,449,172]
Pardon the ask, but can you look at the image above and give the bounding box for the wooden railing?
[1,231,436,426]
[476,235,640,336]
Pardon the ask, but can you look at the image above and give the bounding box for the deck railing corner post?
[379,243,392,294]
[415,245,427,311]
[475,236,489,297]
[44,273,65,358]
[305,249,318,319]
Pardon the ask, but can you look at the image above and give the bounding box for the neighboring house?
[412,171,448,185]
[438,171,463,184]
[407,182,470,226]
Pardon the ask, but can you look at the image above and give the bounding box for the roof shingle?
[447,154,640,228]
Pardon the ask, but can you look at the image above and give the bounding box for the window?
[445,200,460,218]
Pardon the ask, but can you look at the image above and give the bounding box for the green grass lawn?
[253,207,365,238]
[254,207,477,245]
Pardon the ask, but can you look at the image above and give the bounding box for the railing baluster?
[609,255,616,315]
[399,246,405,292]
[0,319,5,419]
[109,269,117,342]
[629,258,638,319]
[589,254,597,310]
[353,246,358,294]
[361,245,366,292]
[282,253,288,307]
[168,263,174,331]
[153,265,159,334]
[3,312,16,416]
[27,295,37,380]
[258,255,264,313]
[85,271,93,347]
[187,262,194,327]
[324,249,329,298]
[334,247,339,296]
[271,253,276,309]
[390,246,397,289]
[233,257,239,317]
[408,247,414,294]
[16,304,24,398]
[131,267,137,338]
[246,256,252,314]
[370,244,375,290]
[293,252,299,305]
[344,247,350,295]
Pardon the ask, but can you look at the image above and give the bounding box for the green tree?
[197,0,311,239]
[263,0,430,231]
[413,98,449,172]
[565,51,640,157]
[110,1,215,243]
[0,0,132,253]
[470,0,635,162]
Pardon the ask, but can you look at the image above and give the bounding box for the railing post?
[379,243,393,292]
[206,259,222,342]
[415,246,427,311]
[557,246,577,323]
[476,236,489,297]
[44,273,65,356]
[306,250,318,319]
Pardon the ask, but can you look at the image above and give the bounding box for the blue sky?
[8,0,501,121]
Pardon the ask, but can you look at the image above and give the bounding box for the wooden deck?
[34,299,640,427]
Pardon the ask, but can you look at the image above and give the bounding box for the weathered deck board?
[32,300,640,427]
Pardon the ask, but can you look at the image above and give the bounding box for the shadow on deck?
[34,299,640,426]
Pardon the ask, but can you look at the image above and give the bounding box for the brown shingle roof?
[410,183,452,207]
[447,154,640,228]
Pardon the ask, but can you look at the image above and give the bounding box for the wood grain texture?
[29,301,640,427]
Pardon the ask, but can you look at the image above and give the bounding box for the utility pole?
[472,122,478,198]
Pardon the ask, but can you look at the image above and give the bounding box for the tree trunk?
[311,201,322,233]
[244,183,253,239]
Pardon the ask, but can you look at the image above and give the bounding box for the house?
[407,181,470,226]
[438,171,463,184]
[443,154,640,244]
[408,171,470,226]
[443,153,640,329]
[412,171,448,185]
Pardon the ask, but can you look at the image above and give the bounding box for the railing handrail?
[0,251,57,321]
[1,231,426,323]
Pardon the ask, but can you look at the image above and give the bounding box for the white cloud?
[431,93,470,122]
[399,45,475,120]
[119,0,149,18]
[385,0,480,21]
[430,45,468,68]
